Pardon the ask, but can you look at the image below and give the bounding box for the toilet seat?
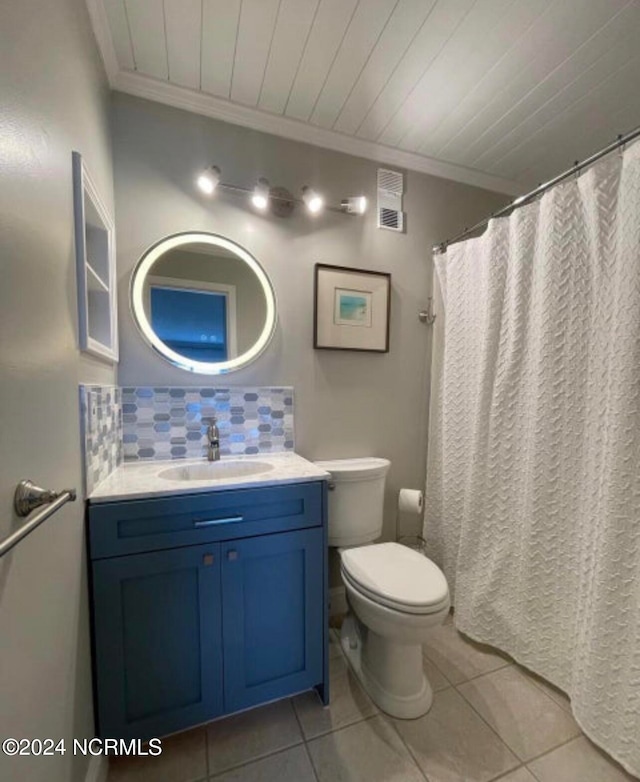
[341,542,449,616]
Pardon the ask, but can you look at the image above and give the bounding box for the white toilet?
[316,457,450,719]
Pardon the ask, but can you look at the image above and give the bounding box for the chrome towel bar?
[0,480,77,558]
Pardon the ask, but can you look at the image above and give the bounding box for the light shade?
[341,196,367,215]
[251,178,270,210]
[197,165,221,195]
[302,186,324,214]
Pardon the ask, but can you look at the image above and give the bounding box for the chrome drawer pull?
[194,516,244,527]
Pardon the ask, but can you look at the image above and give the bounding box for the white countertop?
[88,452,330,503]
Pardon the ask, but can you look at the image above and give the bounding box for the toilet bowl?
[340,542,449,718]
[315,457,450,719]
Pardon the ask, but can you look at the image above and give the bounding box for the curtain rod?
[433,124,640,255]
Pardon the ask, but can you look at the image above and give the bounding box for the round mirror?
[130,232,276,374]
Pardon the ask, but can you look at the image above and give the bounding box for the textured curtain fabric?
[424,141,640,776]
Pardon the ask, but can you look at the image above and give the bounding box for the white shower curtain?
[424,141,640,776]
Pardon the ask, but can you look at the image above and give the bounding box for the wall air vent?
[377,168,404,232]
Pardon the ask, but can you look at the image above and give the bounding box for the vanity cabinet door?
[92,543,223,740]
[221,528,323,713]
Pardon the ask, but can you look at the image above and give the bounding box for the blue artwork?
[339,294,368,321]
[334,288,372,327]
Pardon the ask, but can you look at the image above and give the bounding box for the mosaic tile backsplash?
[79,385,123,496]
[121,387,295,461]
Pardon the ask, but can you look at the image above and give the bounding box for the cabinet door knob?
[202,553,214,566]
[227,550,238,561]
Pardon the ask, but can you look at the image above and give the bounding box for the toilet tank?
[315,458,391,547]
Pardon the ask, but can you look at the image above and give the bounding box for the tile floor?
[107,616,638,782]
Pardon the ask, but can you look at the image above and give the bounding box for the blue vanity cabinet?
[221,527,323,713]
[91,542,224,741]
[88,480,328,742]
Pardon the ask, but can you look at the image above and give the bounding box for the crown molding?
[85,0,119,83]
[110,70,522,196]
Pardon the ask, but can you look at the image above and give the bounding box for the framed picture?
[314,264,391,352]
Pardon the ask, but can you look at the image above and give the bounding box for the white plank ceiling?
[90,0,640,194]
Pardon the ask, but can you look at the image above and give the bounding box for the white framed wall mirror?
[130,232,276,374]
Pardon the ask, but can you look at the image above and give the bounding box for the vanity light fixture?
[251,178,270,211]
[195,165,362,219]
[341,196,368,215]
[196,165,221,196]
[301,186,324,214]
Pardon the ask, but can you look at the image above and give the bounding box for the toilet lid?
[341,542,449,614]
[314,457,390,481]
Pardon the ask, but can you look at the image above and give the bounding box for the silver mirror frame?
[130,231,277,375]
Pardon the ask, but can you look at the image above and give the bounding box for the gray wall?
[113,93,506,555]
[0,1,114,780]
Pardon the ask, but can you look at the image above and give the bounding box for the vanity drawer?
[88,481,324,560]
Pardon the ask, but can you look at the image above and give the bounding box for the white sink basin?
[159,460,274,482]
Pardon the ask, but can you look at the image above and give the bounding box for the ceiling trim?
[112,70,522,196]
[86,0,119,83]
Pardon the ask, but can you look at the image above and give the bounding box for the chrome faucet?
[207,417,220,462]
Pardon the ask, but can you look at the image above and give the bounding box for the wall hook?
[418,297,436,325]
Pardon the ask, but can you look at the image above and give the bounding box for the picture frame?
[314,264,391,352]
